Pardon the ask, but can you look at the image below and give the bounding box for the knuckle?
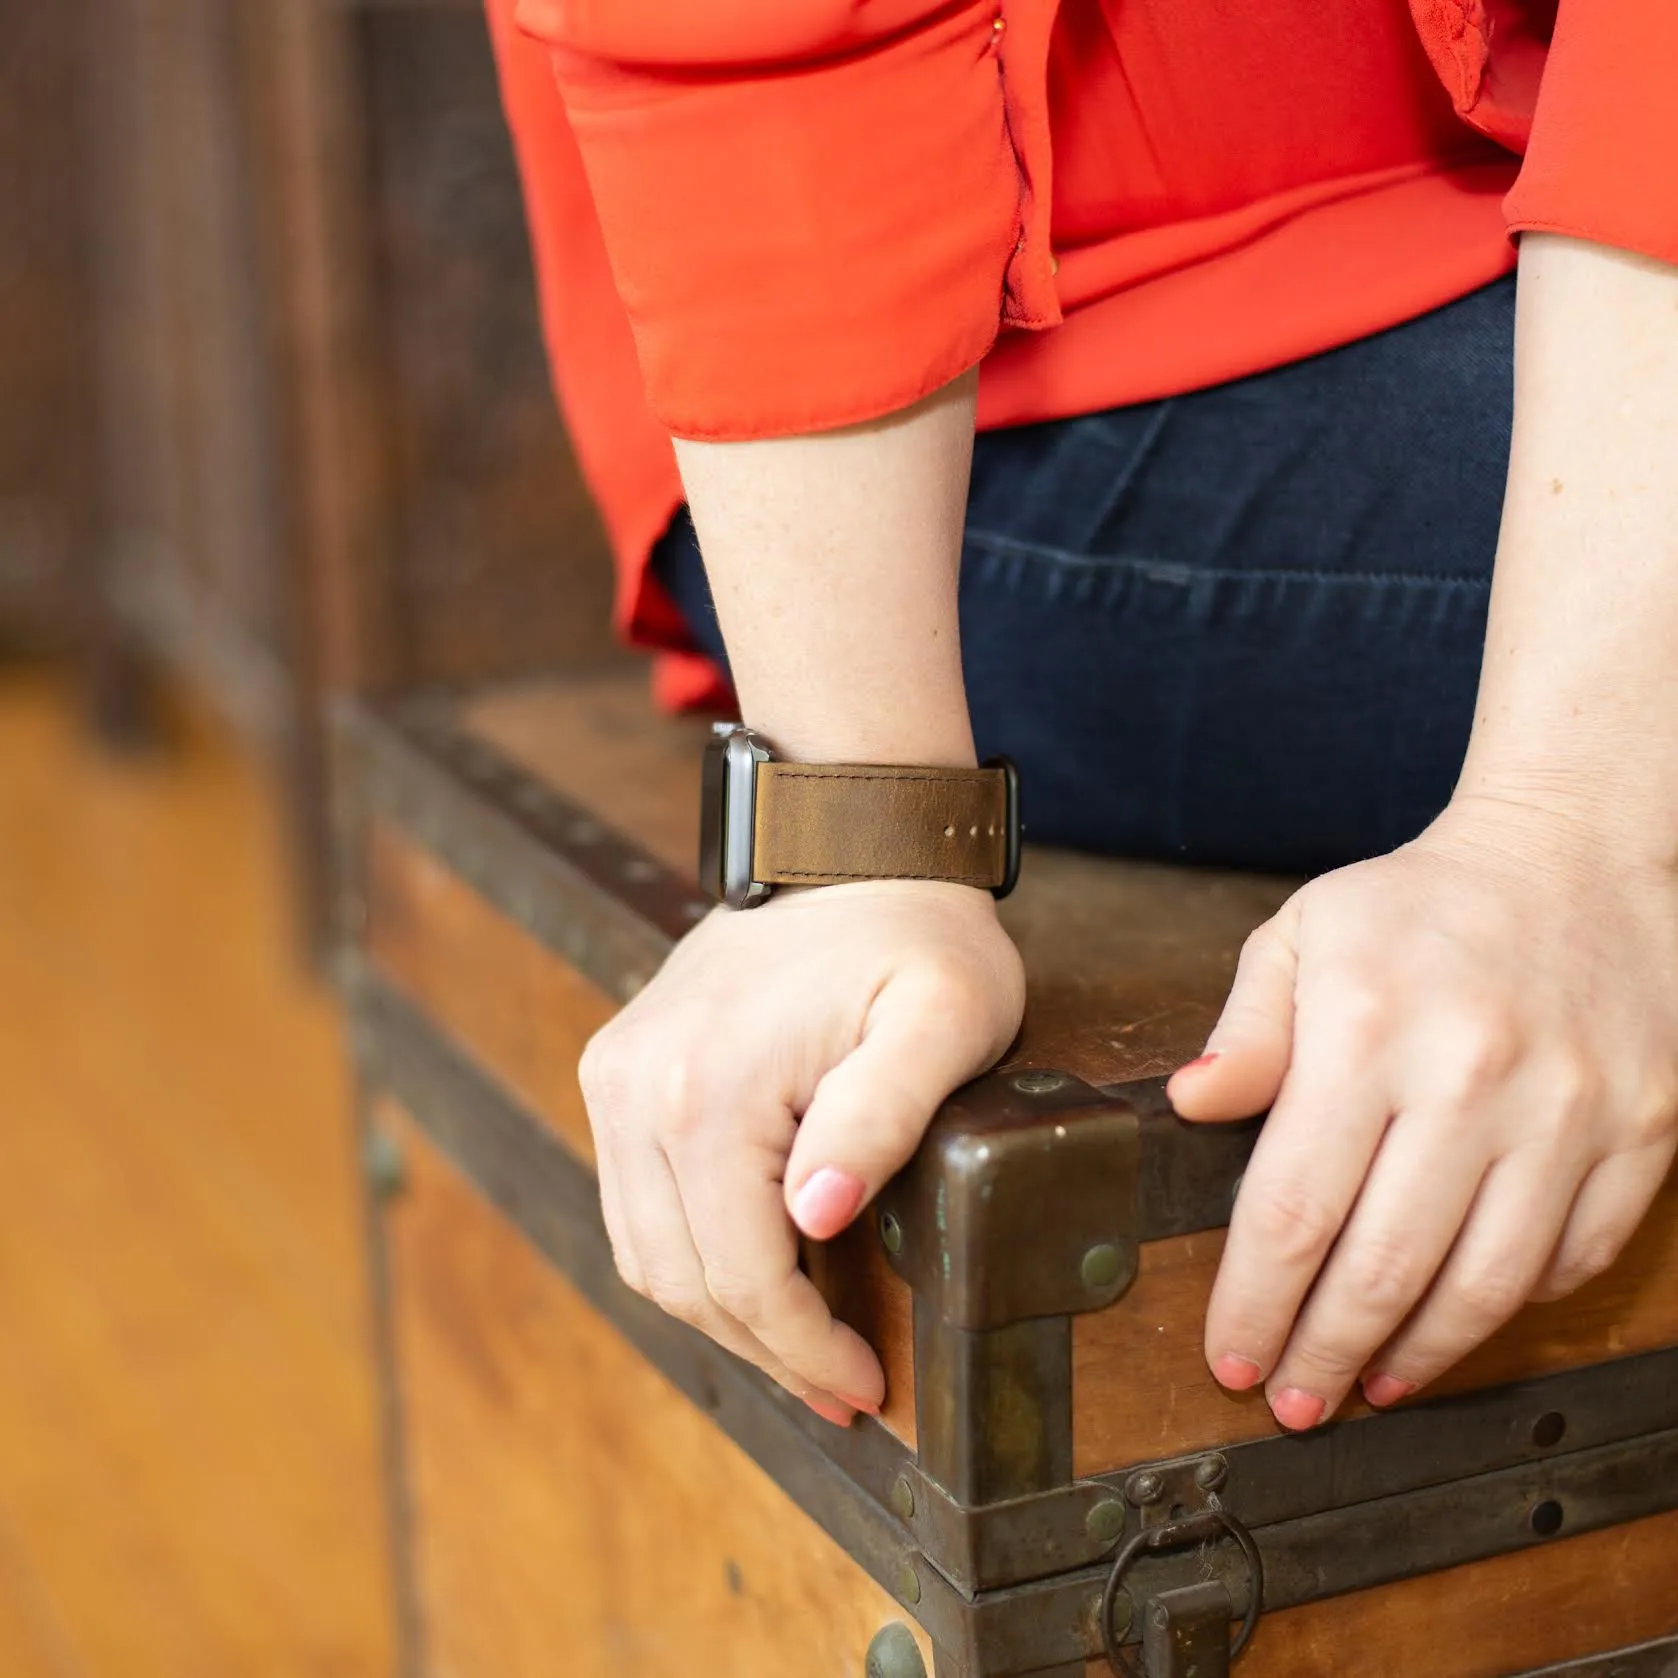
[1287,1337,1364,1384]
[1544,1050,1601,1121]
[1242,1179,1342,1268]
[1550,1232,1625,1296]
[583,1026,624,1107]
[1431,1017,1522,1106]
[906,951,990,1017]
[652,1047,736,1150]
[1452,1263,1530,1330]
[1324,980,1389,1054]
[645,1272,709,1327]
[578,1024,629,1106]
[704,1267,768,1327]
[1340,1233,1429,1316]
[1623,1071,1678,1152]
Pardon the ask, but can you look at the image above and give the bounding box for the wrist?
[737,702,977,770]
[1437,781,1677,879]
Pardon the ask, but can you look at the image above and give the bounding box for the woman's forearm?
[1458,234,1678,862]
[672,370,978,766]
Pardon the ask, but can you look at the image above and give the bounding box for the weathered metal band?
[336,695,702,1003]
[897,1340,1678,1594]
[338,695,1252,1242]
[952,1427,1678,1676]
[913,1307,1073,1510]
[1511,1635,1678,1678]
[351,968,1678,1678]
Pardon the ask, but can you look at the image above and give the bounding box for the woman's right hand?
[580,878,1025,1423]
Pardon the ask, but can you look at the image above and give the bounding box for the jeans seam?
[962,527,1493,589]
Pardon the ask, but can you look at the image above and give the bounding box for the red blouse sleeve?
[1410,0,1678,269]
[511,0,1062,441]
[1503,0,1678,267]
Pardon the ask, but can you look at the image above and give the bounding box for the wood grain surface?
[378,1099,934,1678]
[366,817,610,1164]
[0,668,390,1677]
[1087,1508,1678,1678]
[1071,1166,1678,1473]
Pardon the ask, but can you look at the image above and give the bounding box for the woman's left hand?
[1169,794,1678,1431]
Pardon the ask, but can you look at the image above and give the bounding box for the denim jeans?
[652,276,1516,875]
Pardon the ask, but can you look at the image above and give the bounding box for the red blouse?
[485,0,1678,709]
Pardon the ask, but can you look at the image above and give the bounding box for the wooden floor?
[0,666,393,1677]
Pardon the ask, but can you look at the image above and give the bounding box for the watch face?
[699,735,730,901]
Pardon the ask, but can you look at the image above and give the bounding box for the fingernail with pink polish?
[836,1392,882,1417]
[1271,1387,1327,1431]
[1175,1052,1220,1076]
[1362,1373,1417,1409]
[805,1395,857,1429]
[1213,1354,1264,1392]
[791,1168,867,1238]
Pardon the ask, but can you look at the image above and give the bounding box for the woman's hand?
[580,879,1025,1425]
[1171,796,1678,1430]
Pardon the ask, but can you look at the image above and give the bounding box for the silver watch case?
[699,722,774,909]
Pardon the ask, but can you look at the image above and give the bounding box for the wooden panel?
[87,0,297,727]
[463,669,1297,1086]
[805,1223,919,1449]
[1072,1166,1678,1473]
[379,1099,934,1678]
[279,4,617,691]
[366,817,609,1164]
[1079,1509,1678,1678]
[0,0,96,643]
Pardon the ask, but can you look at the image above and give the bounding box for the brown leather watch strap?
[752,762,1012,889]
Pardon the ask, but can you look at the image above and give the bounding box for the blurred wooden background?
[3,0,619,932]
[0,0,622,1669]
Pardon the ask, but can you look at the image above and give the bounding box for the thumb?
[1169,902,1299,1123]
[785,969,1014,1241]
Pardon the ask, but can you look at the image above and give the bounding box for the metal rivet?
[1126,1470,1164,1508]
[879,1210,904,1255]
[894,1560,922,1605]
[1193,1454,1228,1491]
[890,1475,916,1521]
[1081,1243,1124,1291]
[865,1622,927,1678]
[1085,1498,1126,1546]
[1011,1070,1069,1096]
[363,1129,405,1201]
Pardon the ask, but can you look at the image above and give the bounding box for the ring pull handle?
[1099,1499,1264,1678]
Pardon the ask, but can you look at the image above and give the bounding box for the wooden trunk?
[339,667,1678,1678]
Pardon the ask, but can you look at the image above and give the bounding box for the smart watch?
[699,722,1021,909]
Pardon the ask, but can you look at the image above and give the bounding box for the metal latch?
[1098,1459,1264,1678]
[1141,1581,1236,1678]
